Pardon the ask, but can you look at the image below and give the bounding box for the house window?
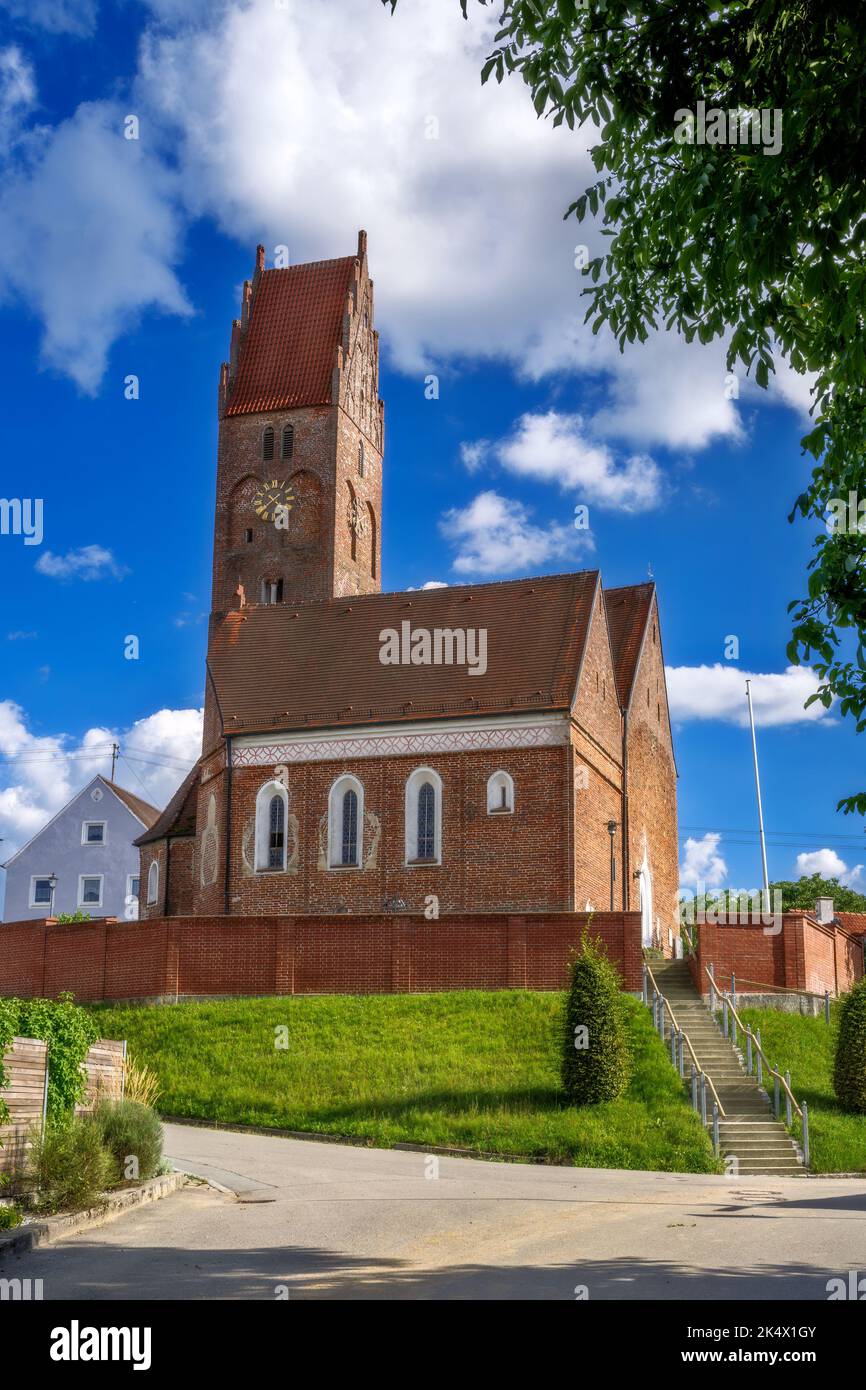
[262,425,275,461]
[405,767,442,865]
[29,876,53,908]
[79,875,103,908]
[260,578,283,604]
[126,874,140,921]
[328,775,364,868]
[282,424,294,460]
[255,781,289,872]
[486,771,514,814]
[268,794,285,869]
[147,860,159,905]
[82,821,106,844]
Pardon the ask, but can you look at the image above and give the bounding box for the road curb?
[0,1171,187,1263]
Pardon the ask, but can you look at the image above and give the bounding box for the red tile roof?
[225,257,356,416]
[604,583,655,709]
[104,780,160,830]
[134,764,199,846]
[837,911,866,935]
[207,572,600,735]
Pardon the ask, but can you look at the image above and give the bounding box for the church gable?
[570,578,623,767]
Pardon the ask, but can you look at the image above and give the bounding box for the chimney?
[357,229,367,262]
[815,897,835,924]
[255,244,265,273]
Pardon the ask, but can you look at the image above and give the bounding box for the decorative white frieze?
[232,719,567,768]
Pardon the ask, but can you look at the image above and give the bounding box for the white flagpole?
[745,679,771,913]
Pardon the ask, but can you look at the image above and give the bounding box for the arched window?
[405,767,442,865]
[486,770,514,814]
[282,424,294,460]
[358,440,365,478]
[328,775,364,868]
[262,425,275,461]
[147,858,159,905]
[260,577,283,604]
[255,780,289,872]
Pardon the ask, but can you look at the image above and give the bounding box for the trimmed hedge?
[833,980,866,1113]
[561,937,631,1104]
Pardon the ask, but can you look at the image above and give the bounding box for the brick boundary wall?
[0,912,643,1002]
[687,914,865,999]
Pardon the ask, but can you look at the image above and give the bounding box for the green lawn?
[89,991,720,1173]
[738,1003,866,1174]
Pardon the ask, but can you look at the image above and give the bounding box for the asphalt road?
[4,1121,866,1300]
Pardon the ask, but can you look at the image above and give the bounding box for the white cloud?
[466,410,663,513]
[666,664,831,728]
[795,849,846,878]
[0,100,190,393]
[680,832,728,890]
[0,700,202,863]
[0,1,97,37]
[0,45,36,146]
[440,489,590,577]
[794,849,865,888]
[0,0,818,454]
[35,544,127,581]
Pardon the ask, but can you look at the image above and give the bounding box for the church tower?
[209,231,384,619]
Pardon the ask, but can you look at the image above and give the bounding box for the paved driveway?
[4,1122,866,1299]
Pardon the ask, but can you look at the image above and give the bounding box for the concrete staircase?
[650,958,805,1177]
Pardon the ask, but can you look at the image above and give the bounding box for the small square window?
[79,876,103,907]
[82,821,106,845]
[31,877,53,907]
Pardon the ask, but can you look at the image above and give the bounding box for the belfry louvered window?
[268,794,285,870]
[358,440,365,477]
[262,426,275,461]
[341,789,358,866]
[282,425,294,460]
[417,782,435,860]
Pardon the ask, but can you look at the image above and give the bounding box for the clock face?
[253,479,294,522]
[347,496,368,537]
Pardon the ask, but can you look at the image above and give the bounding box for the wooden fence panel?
[1,1036,125,1175]
[0,1036,47,1175]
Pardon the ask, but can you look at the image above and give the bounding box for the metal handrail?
[644,960,726,1120]
[702,963,810,1165]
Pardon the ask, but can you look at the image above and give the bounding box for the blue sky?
[1,0,864,910]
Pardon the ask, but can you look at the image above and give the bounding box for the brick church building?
[136,233,679,949]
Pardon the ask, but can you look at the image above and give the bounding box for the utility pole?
[745,680,771,913]
[110,742,119,782]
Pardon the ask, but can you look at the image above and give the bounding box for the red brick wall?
[624,594,679,941]
[0,911,643,1001]
[179,744,576,918]
[691,915,864,997]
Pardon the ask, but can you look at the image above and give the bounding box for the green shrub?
[833,980,866,1113]
[561,937,631,1104]
[0,1203,23,1229]
[3,994,99,1121]
[27,1117,114,1213]
[91,1100,163,1184]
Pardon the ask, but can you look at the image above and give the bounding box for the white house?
[1,776,159,922]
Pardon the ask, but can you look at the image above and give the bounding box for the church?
[136,233,679,950]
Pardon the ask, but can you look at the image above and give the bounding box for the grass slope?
[739,1003,866,1174]
[91,991,719,1173]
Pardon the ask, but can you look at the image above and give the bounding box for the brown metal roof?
[134,763,200,846]
[604,583,655,709]
[207,571,599,735]
[225,257,356,416]
[104,780,160,830]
